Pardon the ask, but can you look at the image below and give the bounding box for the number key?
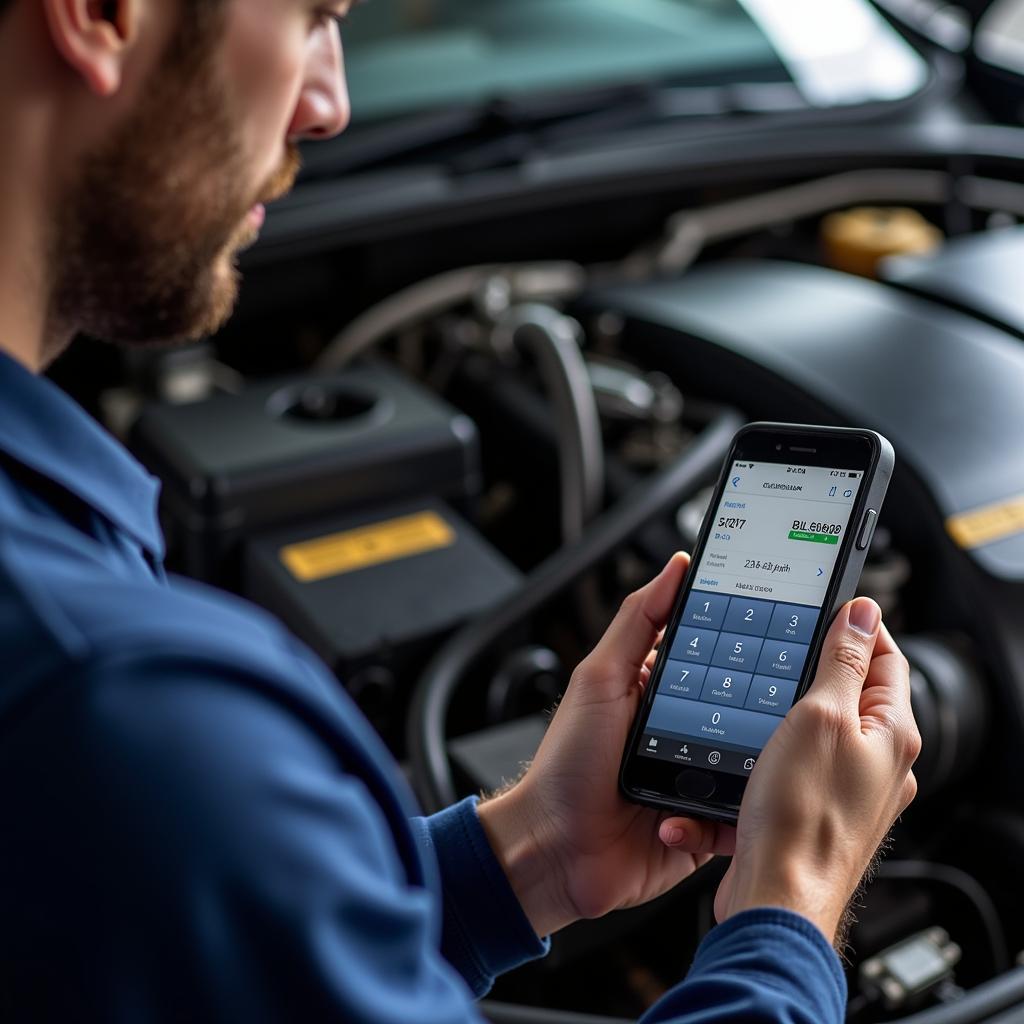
[767,602,817,644]
[745,675,798,716]
[755,639,808,679]
[700,667,752,707]
[681,591,729,630]
[724,596,773,637]
[711,631,764,672]
[659,661,708,700]
[668,626,717,664]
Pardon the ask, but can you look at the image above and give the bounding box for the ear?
[41,0,135,97]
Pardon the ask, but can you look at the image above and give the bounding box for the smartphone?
[619,422,894,824]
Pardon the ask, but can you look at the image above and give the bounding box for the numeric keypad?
[659,590,818,728]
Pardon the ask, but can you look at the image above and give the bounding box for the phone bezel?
[619,423,883,822]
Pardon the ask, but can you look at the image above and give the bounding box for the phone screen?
[637,458,864,777]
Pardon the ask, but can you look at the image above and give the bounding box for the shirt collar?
[0,349,165,561]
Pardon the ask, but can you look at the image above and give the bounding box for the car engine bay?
[50,89,1024,1021]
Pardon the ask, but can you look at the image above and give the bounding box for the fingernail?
[662,826,684,845]
[849,598,881,636]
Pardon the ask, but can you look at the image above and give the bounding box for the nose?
[289,23,351,142]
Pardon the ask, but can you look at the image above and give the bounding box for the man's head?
[0,0,351,360]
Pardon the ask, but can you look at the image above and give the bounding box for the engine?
[63,157,1024,1024]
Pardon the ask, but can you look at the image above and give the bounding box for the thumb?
[581,553,689,688]
[804,597,881,714]
[659,816,736,857]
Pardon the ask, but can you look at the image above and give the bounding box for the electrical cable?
[494,304,604,544]
[407,408,742,813]
[877,861,1010,975]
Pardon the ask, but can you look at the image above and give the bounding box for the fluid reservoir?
[822,207,943,278]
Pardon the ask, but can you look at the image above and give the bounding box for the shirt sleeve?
[4,640,843,1024]
[641,909,847,1024]
[0,647,493,1024]
[410,799,550,996]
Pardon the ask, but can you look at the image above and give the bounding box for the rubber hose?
[407,409,743,812]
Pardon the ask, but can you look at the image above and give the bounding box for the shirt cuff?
[413,797,550,996]
[644,908,847,1024]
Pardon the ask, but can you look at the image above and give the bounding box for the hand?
[478,553,734,937]
[686,598,920,942]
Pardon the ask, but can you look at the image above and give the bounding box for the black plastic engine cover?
[883,225,1024,342]
[131,363,481,584]
[582,261,1024,581]
[244,497,522,693]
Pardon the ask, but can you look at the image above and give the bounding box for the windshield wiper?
[298,76,804,180]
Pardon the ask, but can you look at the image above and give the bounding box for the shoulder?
[1,578,431,896]
[8,554,411,804]
[0,506,319,693]
[0,483,428,869]
[0,512,423,837]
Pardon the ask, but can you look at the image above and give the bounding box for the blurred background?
[56,3,1024,1022]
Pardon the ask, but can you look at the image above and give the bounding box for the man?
[0,1,920,1021]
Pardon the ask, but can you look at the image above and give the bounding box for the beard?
[50,14,300,349]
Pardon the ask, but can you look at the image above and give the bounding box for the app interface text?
[640,460,862,777]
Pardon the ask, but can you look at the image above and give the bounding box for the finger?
[582,553,689,683]
[859,626,910,702]
[871,620,901,658]
[639,628,667,692]
[858,622,914,712]
[643,631,665,675]
[803,597,881,716]
[658,816,736,856]
[858,635,918,758]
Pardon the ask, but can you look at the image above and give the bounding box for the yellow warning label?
[947,495,1024,550]
[281,510,456,582]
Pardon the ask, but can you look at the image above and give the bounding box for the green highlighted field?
[788,530,839,545]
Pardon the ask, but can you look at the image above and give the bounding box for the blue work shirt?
[0,349,845,1022]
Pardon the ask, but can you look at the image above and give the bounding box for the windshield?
[342,0,931,123]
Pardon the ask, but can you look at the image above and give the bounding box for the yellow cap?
[821,207,943,278]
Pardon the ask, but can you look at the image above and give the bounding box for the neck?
[0,163,66,374]
[0,224,73,376]
[0,11,75,374]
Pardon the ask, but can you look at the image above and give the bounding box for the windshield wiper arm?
[297,81,704,179]
[298,77,805,179]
